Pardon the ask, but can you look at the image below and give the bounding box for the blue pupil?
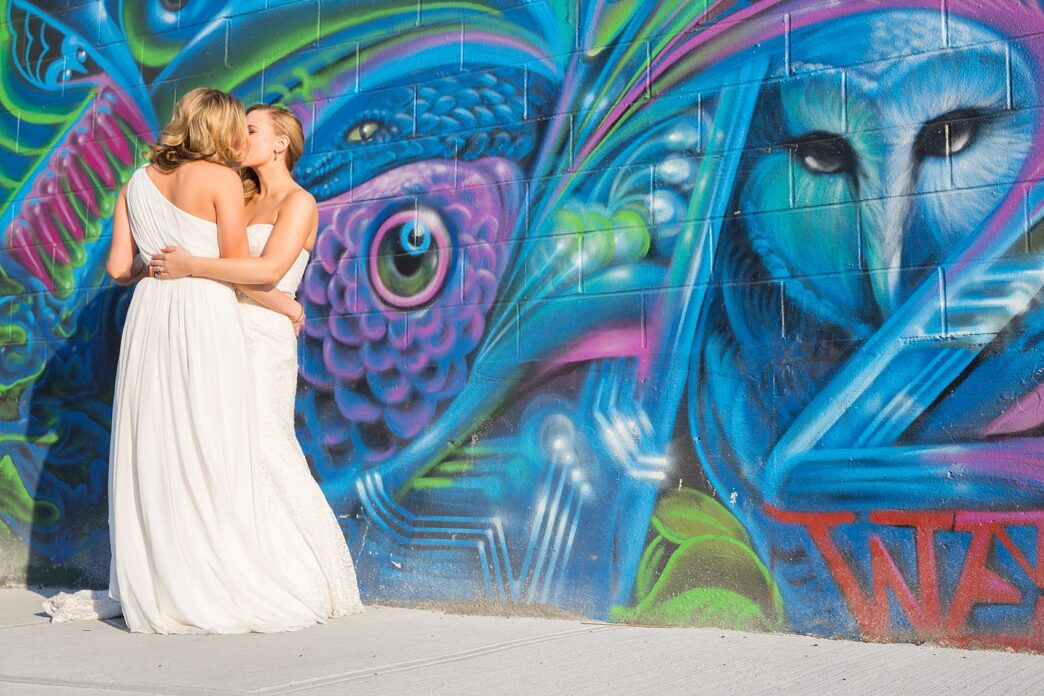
[399,219,430,256]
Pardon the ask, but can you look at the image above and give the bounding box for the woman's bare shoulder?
[271,186,317,223]
[283,186,317,210]
[267,187,317,239]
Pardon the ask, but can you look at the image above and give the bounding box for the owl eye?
[369,208,452,308]
[792,132,857,175]
[915,109,983,159]
[346,120,380,143]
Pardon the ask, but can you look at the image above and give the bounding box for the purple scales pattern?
[299,158,521,461]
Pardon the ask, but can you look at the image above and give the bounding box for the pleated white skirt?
[108,277,326,634]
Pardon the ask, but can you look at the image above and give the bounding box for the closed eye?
[915,109,984,159]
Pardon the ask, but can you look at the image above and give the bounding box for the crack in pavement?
[253,625,621,694]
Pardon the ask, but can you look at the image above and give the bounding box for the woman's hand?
[149,246,196,280]
[127,256,149,284]
[290,300,306,337]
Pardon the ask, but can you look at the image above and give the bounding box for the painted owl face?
[739,11,1036,328]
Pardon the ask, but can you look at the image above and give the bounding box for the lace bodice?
[246,223,310,298]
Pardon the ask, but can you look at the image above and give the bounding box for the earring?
[273,149,279,162]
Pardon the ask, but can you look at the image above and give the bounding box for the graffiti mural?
[3,0,1044,649]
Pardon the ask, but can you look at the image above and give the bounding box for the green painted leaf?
[613,587,779,631]
[652,488,749,545]
[0,453,60,527]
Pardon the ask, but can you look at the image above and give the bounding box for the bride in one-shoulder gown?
[45,168,361,632]
[46,94,361,632]
[113,167,332,633]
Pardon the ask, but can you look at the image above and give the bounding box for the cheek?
[751,204,861,278]
[741,152,868,318]
[917,181,1005,251]
[791,167,855,208]
[740,153,790,213]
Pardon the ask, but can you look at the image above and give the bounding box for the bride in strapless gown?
[236,222,362,617]
[46,209,363,632]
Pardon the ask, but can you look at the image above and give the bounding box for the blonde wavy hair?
[242,104,305,201]
[148,88,247,172]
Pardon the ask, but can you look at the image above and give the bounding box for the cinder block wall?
[3,0,1044,650]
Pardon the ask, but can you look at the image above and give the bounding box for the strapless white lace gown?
[43,169,361,632]
[235,223,363,619]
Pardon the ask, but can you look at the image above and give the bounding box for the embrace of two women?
[44,88,364,634]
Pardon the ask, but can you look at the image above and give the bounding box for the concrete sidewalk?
[1,588,1042,695]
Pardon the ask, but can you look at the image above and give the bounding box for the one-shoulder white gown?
[46,166,361,633]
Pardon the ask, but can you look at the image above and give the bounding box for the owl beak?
[863,196,913,318]
[861,150,917,317]
[869,249,903,316]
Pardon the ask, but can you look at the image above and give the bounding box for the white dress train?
[43,167,362,632]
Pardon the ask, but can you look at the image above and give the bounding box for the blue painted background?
[5,0,1044,649]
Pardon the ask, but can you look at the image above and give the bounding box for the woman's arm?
[239,287,306,334]
[239,287,300,318]
[106,185,145,285]
[153,190,317,285]
[213,166,251,260]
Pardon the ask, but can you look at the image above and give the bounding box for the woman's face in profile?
[244,110,277,169]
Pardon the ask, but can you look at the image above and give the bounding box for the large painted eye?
[915,109,982,159]
[792,132,856,175]
[368,208,451,308]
